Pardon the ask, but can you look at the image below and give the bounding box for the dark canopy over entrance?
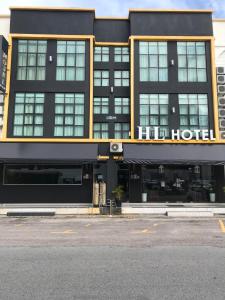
[0,142,98,162]
[123,144,225,165]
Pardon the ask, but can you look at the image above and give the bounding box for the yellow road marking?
[85,224,91,227]
[51,229,76,234]
[15,224,23,227]
[219,219,225,233]
[141,229,151,233]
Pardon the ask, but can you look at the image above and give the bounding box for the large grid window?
[114,123,130,139]
[56,41,85,81]
[139,94,169,138]
[13,93,44,136]
[177,42,207,82]
[93,123,109,139]
[114,71,129,86]
[114,47,129,62]
[54,93,84,137]
[94,97,109,114]
[179,94,208,131]
[94,70,109,86]
[139,42,168,82]
[94,47,109,62]
[17,40,47,80]
[114,97,130,114]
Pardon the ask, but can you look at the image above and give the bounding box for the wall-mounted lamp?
[194,165,200,174]
[171,107,176,114]
[159,165,164,174]
[110,86,114,93]
[49,55,53,63]
[170,59,175,66]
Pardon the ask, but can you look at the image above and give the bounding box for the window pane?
[56,40,85,81]
[139,94,169,138]
[177,42,207,82]
[140,55,148,67]
[54,93,85,137]
[178,69,187,82]
[178,94,209,132]
[139,42,168,82]
[197,69,207,82]
[17,39,47,81]
[140,69,148,81]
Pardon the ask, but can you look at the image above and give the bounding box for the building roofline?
[10,6,96,12]
[95,17,129,20]
[0,15,10,18]
[9,7,213,17]
[213,18,225,22]
[129,8,213,13]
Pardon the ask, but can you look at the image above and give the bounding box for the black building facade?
[0,7,225,204]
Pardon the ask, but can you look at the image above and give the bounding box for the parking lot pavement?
[0,216,224,247]
[0,216,225,300]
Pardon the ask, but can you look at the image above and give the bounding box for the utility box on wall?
[0,35,8,94]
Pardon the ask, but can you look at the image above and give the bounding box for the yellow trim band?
[129,9,213,13]
[10,7,96,12]
[95,42,129,46]
[1,138,224,144]
[2,35,12,139]
[130,35,214,41]
[89,37,94,139]
[130,37,134,139]
[10,33,95,40]
[95,17,128,20]
[211,38,220,140]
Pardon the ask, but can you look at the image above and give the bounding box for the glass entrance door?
[142,165,215,203]
[117,164,129,201]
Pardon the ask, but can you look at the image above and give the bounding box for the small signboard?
[0,36,8,94]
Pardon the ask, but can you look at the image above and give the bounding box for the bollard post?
[109,199,112,217]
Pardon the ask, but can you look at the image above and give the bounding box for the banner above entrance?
[123,144,225,165]
[0,143,98,162]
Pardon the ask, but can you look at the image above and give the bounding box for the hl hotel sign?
[138,127,216,141]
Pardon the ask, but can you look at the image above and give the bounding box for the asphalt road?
[0,216,225,300]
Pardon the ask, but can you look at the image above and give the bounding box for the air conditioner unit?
[220,131,225,139]
[110,142,123,153]
[218,85,225,94]
[218,96,225,106]
[219,108,225,118]
[217,67,225,75]
[217,74,225,84]
[220,119,225,129]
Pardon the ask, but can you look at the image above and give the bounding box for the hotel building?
[0,7,225,207]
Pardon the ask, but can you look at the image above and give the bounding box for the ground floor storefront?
[0,142,225,204]
[0,162,224,204]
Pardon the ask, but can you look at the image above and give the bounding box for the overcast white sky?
[0,0,224,17]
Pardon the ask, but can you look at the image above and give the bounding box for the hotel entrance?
[141,165,216,203]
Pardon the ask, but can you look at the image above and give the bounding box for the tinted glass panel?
[4,165,82,185]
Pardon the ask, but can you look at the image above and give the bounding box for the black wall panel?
[94,19,129,42]
[130,12,213,36]
[10,10,95,35]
